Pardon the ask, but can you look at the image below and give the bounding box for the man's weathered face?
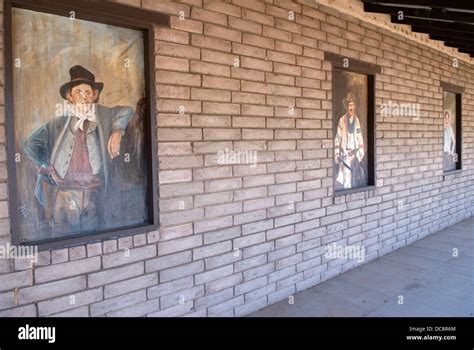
[347,101,355,117]
[67,83,98,114]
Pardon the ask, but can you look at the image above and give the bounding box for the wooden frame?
[325,52,379,196]
[440,81,463,175]
[4,0,168,250]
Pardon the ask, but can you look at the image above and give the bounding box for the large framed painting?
[441,82,463,173]
[326,53,378,194]
[4,0,168,249]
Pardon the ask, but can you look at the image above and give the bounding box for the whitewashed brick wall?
[0,0,472,317]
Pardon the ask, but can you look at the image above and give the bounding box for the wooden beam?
[363,0,474,11]
[411,26,474,41]
[440,81,465,94]
[364,3,474,24]
[391,16,474,34]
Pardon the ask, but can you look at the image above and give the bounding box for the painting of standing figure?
[443,92,457,172]
[12,8,149,243]
[333,69,369,191]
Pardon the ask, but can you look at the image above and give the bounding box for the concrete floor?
[250,217,474,317]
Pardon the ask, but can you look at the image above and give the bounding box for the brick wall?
[0,0,473,317]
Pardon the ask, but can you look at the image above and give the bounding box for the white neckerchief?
[66,103,97,131]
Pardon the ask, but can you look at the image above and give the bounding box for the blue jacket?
[23,104,133,206]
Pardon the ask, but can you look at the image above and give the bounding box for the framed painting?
[4,0,168,250]
[325,53,378,194]
[441,82,463,173]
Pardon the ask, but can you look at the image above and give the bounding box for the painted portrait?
[12,8,149,243]
[443,91,457,172]
[333,69,369,191]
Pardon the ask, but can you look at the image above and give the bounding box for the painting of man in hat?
[23,65,134,235]
[334,92,366,189]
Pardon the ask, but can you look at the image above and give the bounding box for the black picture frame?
[440,81,463,175]
[3,0,169,251]
[325,52,379,196]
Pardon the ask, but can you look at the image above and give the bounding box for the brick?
[155,27,189,44]
[159,224,192,245]
[102,245,156,269]
[193,241,232,260]
[146,251,192,273]
[0,304,37,317]
[160,261,204,282]
[203,226,241,245]
[194,215,234,233]
[156,70,201,87]
[160,285,205,309]
[192,7,228,26]
[147,276,194,299]
[156,42,200,60]
[203,76,240,91]
[204,251,241,270]
[105,298,160,316]
[51,248,68,264]
[38,288,103,316]
[104,273,158,299]
[190,60,231,77]
[203,127,241,139]
[231,67,265,82]
[156,55,189,72]
[207,273,243,294]
[243,262,274,281]
[193,116,232,128]
[195,264,234,285]
[194,166,233,180]
[192,34,232,52]
[159,156,203,170]
[142,0,190,17]
[243,33,274,49]
[158,128,202,142]
[87,243,102,257]
[88,262,144,288]
[69,246,86,261]
[0,292,14,310]
[18,276,86,304]
[90,290,146,317]
[35,257,100,284]
[170,16,203,34]
[232,42,266,59]
[102,240,118,254]
[158,235,202,255]
[242,8,273,25]
[204,0,241,17]
[229,16,262,34]
[245,283,275,302]
[204,23,242,42]
[191,88,231,102]
[159,169,192,184]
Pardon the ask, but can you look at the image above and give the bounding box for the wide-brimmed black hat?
[59,65,104,100]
